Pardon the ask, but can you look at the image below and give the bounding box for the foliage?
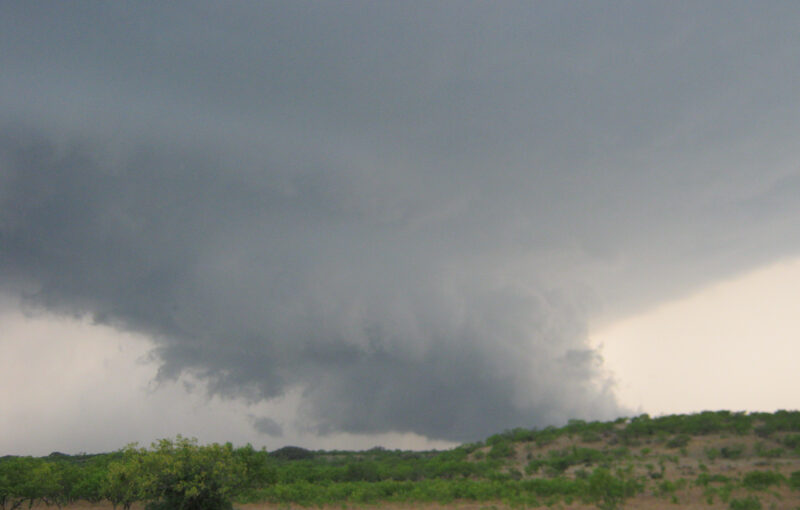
[741,470,784,491]
[0,457,41,510]
[527,446,610,476]
[695,472,731,486]
[137,436,245,510]
[585,467,642,510]
[789,470,800,491]
[754,441,783,458]
[705,447,721,461]
[621,411,753,440]
[104,446,145,510]
[269,446,313,461]
[655,478,685,497]
[721,444,746,459]
[784,434,800,448]
[232,444,276,487]
[752,410,800,438]
[487,440,513,459]
[666,434,691,448]
[4,409,800,510]
[729,495,762,510]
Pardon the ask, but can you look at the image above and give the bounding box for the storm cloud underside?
[2,2,800,441]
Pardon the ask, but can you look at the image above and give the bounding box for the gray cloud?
[2,2,800,442]
[250,416,283,438]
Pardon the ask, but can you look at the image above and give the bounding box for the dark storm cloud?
[2,2,800,441]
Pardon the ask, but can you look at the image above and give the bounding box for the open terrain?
[5,411,800,510]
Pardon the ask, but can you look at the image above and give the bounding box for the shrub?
[729,495,762,510]
[754,443,782,458]
[534,427,561,447]
[741,470,784,491]
[585,467,641,510]
[574,468,589,480]
[488,441,513,459]
[533,447,608,476]
[581,431,603,443]
[666,434,690,448]
[138,437,245,510]
[508,427,535,443]
[695,473,731,487]
[459,442,484,454]
[788,470,800,491]
[783,434,800,449]
[720,444,745,459]
[753,425,774,438]
[525,459,543,475]
[656,479,678,496]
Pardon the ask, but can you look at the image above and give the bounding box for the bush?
[783,434,800,449]
[488,441,513,459]
[585,468,641,510]
[508,427,535,442]
[705,447,720,461]
[581,431,603,443]
[752,410,800,437]
[754,442,782,458]
[696,473,731,487]
[530,447,608,476]
[666,434,690,448]
[138,437,245,510]
[729,495,762,510]
[788,470,800,491]
[754,425,773,438]
[532,427,561,447]
[720,444,745,459]
[741,470,784,491]
[656,479,679,496]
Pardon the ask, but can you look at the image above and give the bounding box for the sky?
[1,2,799,456]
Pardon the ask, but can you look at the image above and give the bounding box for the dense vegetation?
[2,410,800,510]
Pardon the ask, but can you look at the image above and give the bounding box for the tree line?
[0,435,639,510]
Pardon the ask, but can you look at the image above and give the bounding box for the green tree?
[233,445,276,487]
[0,458,20,510]
[38,461,82,509]
[103,446,146,510]
[138,436,245,510]
[0,457,52,510]
[71,459,107,503]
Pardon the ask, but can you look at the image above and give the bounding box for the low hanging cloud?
[250,416,284,438]
[0,131,619,440]
[2,2,800,442]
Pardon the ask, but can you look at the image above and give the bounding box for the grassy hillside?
[2,410,800,510]
[465,410,800,509]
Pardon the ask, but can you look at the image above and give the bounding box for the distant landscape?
[5,5,800,505]
[2,410,800,510]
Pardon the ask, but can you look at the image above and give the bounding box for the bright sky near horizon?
[591,256,800,417]
[2,2,800,456]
